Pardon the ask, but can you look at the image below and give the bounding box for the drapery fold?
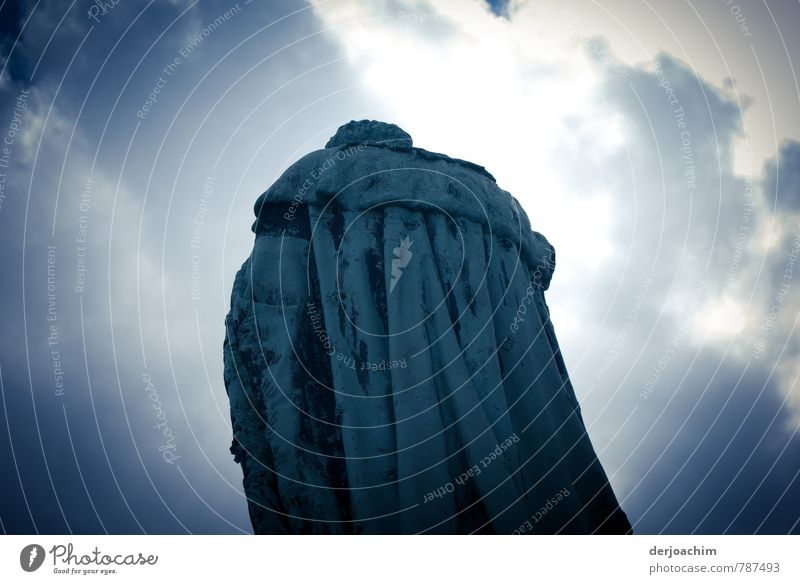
[224,121,631,534]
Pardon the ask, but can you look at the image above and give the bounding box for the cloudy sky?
[0,0,798,534]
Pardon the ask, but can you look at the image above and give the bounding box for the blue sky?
[0,0,799,534]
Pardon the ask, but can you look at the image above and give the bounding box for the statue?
[223,120,631,534]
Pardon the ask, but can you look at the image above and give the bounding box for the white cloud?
[312,0,622,294]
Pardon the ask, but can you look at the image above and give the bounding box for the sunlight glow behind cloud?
[313,0,620,294]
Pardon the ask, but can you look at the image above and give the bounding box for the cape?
[223,120,632,534]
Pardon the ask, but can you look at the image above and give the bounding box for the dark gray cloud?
[763,139,800,210]
[556,43,800,533]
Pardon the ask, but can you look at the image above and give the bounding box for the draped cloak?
[223,120,631,534]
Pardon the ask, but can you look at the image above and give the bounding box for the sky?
[0,0,798,534]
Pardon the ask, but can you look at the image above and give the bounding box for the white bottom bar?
[1,535,797,583]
